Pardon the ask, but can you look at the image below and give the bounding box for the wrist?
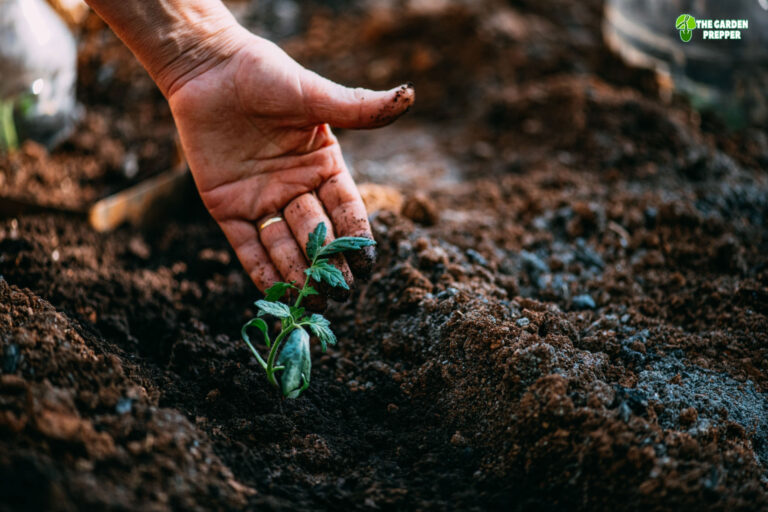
[154,12,248,98]
[86,1,246,97]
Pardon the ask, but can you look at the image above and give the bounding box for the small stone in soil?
[2,344,20,373]
[520,250,549,276]
[644,206,658,227]
[437,287,459,300]
[115,398,133,415]
[466,249,488,266]
[575,239,605,269]
[516,317,530,327]
[572,294,596,310]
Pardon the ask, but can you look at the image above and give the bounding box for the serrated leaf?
[254,299,292,319]
[277,328,311,399]
[264,282,293,302]
[306,313,336,352]
[306,222,327,261]
[318,236,376,257]
[306,259,348,290]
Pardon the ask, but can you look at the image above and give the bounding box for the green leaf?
[318,236,376,257]
[290,306,306,322]
[242,317,269,342]
[306,259,348,290]
[241,318,269,368]
[306,222,327,261]
[254,299,292,319]
[264,282,293,302]
[277,328,311,399]
[302,286,319,297]
[306,313,336,352]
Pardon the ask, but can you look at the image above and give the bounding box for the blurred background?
[1,0,766,222]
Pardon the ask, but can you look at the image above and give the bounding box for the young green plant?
[0,100,19,152]
[241,222,376,398]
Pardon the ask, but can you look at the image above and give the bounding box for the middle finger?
[258,214,320,307]
[284,192,354,301]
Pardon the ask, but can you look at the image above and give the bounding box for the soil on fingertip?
[1,1,767,511]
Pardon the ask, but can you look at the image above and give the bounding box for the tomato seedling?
[241,222,375,398]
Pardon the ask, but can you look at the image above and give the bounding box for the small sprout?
[242,222,376,398]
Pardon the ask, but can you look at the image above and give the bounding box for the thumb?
[301,70,414,129]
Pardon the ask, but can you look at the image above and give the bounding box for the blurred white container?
[0,0,79,149]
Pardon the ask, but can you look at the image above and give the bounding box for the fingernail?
[392,83,414,95]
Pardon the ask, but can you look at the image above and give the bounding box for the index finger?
[317,169,376,279]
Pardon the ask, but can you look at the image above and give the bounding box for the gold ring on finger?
[259,216,284,231]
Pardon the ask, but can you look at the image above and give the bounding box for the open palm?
[167,34,413,304]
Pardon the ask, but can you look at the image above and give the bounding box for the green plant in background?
[0,94,36,153]
[241,222,376,398]
[0,100,18,152]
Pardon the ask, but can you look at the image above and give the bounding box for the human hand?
[166,30,414,305]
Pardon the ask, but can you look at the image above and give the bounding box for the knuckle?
[272,236,298,255]
[315,147,338,173]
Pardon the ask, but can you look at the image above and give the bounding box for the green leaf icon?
[675,14,696,42]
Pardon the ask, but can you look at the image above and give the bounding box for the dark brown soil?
[1,1,767,511]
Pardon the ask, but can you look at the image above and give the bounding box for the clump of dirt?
[0,279,251,511]
[0,0,767,510]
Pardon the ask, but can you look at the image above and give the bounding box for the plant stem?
[265,323,295,388]
[293,274,312,309]
[0,101,18,152]
[243,337,268,370]
[294,250,320,309]
[263,248,320,388]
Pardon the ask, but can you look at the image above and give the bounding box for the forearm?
[84,0,244,96]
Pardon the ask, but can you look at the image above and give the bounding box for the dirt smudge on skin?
[369,84,416,127]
